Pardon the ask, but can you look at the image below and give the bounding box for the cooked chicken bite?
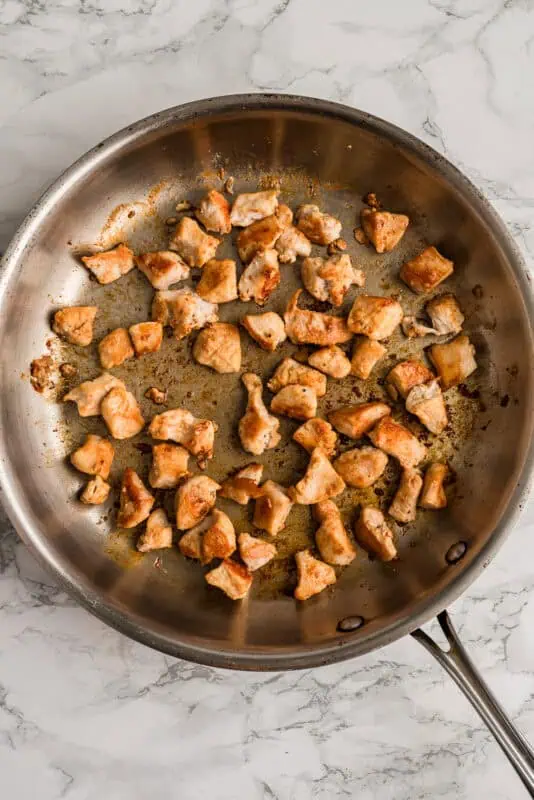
[429,335,477,389]
[101,386,144,439]
[275,203,293,228]
[98,328,134,369]
[129,322,163,356]
[419,462,449,509]
[406,380,448,435]
[238,248,280,305]
[117,468,154,528]
[293,418,338,457]
[175,474,220,530]
[271,385,317,421]
[368,416,426,469]
[152,289,218,340]
[389,468,423,523]
[308,345,351,379]
[135,250,190,290]
[296,204,342,245]
[169,217,219,267]
[347,295,403,340]
[400,246,454,294]
[195,189,231,234]
[236,215,282,263]
[294,550,336,601]
[242,312,287,351]
[149,408,217,467]
[70,434,114,480]
[253,480,293,536]
[145,386,167,405]
[205,560,253,600]
[426,293,464,335]
[284,290,352,346]
[178,527,203,561]
[328,402,391,439]
[354,507,397,561]
[267,357,327,397]
[52,306,97,346]
[239,373,281,455]
[81,243,135,285]
[137,509,173,552]
[196,259,238,303]
[360,208,409,253]
[275,225,312,263]
[64,373,124,417]
[148,443,190,489]
[333,446,388,488]
[301,254,365,307]
[201,509,236,562]
[289,448,345,504]
[314,500,356,566]
[350,337,387,379]
[219,463,264,505]
[193,322,241,374]
[230,190,279,227]
[238,532,276,571]
[80,475,111,505]
[386,360,435,401]
[401,316,439,338]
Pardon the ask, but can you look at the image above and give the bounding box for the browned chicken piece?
[426,293,464,335]
[328,401,391,439]
[230,190,279,227]
[149,408,217,467]
[239,373,281,455]
[98,328,135,369]
[389,468,423,523]
[241,311,287,351]
[152,289,218,340]
[296,204,342,245]
[267,357,327,397]
[53,306,97,346]
[360,208,409,253]
[429,335,477,389]
[238,532,276,571]
[70,434,114,480]
[148,443,190,489]
[333,446,388,488]
[135,250,190,290]
[406,380,448,435]
[80,475,111,505]
[368,416,426,469]
[117,468,154,528]
[195,189,231,234]
[419,462,449,509]
[284,290,353,346]
[30,356,55,393]
[196,259,238,303]
[178,527,203,560]
[236,215,282,263]
[308,345,351,379]
[347,295,403,340]
[145,386,167,405]
[271,385,318,421]
[293,418,338,457]
[81,243,135,285]
[386,360,435,401]
[169,217,220,267]
[350,337,387,379]
[275,225,312,264]
[400,246,454,294]
[313,500,356,566]
[238,249,280,305]
[354,507,397,561]
[401,316,439,338]
[137,509,173,552]
[294,550,336,601]
[59,363,77,378]
[301,254,365,307]
[289,447,346,504]
[175,474,220,530]
[193,322,241,374]
[64,373,125,417]
[201,509,236,562]
[205,559,253,600]
[253,480,293,536]
[275,203,293,228]
[101,386,145,439]
[129,322,163,356]
[219,463,264,505]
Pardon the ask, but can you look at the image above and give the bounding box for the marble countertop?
[1,2,534,798]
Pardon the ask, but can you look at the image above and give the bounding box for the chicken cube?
[350,337,387,379]
[430,334,477,390]
[405,380,448,435]
[271,385,318,421]
[401,316,439,338]
[149,408,217,467]
[284,290,352,346]
[117,468,154,528]
[360,208,409,253]
[196,259,238,303]
[135,250,190,290]
[313,500,356,566]
[205,560,253,600]
[301,254,365,307]
[148,443,190,489]
[129,322,163,356]
[275,225,312,264]
[333,446,388,488]
[289,447,345,504]
[389,468,423,523]
[236,215,282,263]
[175,474,220,530]
[81,243,135,285]
[293,418,338,457]
[242,312,287,351]
[386,360,435,401]
[195,189,231,234]
[152,289,218,340]
[101,386,144,439]
[419,462,449,509]
[201,509,236,562]
[267,357,327,397]
[145,386,167,405]
[63,373,125,417]
[400,246,454,294]
[137,509,173,552]
[239,373,281,455]
[354,507,397,561]
[328,402,391,439]
[230,190,279,227]
[296,204,342,245]
[308,345,351,379]
[169,217,219,267]
[253,480,293,536]
[52,306,97,346]
[219,463,264,505]
[368,416,426,469]
[294,550,336,601]
[98,328,135,369]
[193,322,241,373]
[80,475,111,505]
[347,295,403,340]
[238,248,280,305]
[70,434,114,480]
[178,527,203,561]
[426,293,464,335]
[238,532,276,571]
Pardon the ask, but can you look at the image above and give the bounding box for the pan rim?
[1,92,533,670]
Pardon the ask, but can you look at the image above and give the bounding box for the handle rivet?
[446,541,467,564]
[337,615,364,633]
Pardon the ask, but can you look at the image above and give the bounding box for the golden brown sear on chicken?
[308,345,351,379]
[175,474,220,530]
[284,290,353,346]
[205,559,253,600]
[333,446,388,488]
[201,509,236,563]
[239,373,281,455]
[80,475,111,505]
[388,469,423,523]
[328,401,391,439]
[294,550,336,601]
[301,254,364,307]
[238,249,280,306]
[347,295,403,340]
[117,468,154,528]
[400,246,454,294]
[275,225,312,264]
[405,379,448,435]
[101,386,145,440]
[386,360,435,402]
[169,217,220,267]
[236,214,282,263]
[253,480,293,536]
[241,311,287,351]
[271,385,318,421]
[137,509,173,552]
[230,190,279,227]
[195,189,231,234]
[360,208,409,253]
[149,408,218,467]
[70,434,114,480]
[368,416,426,469]
[129,322,163,356]
[296,204,342,245]
[238,532,276,572]
[293,418,338,457]
[219,463,264,505]
[148,443,190,489]
[429,335,477,389]
[354,507,397,561]
[193,322,242,374]
[53,306,98,346]
[289,447,346,504]
[196,259,238,304]
[152,289,218,341]
[267,357,327,397]
[313,500,356,566]
[135,250,190,290]
[81,243,135,285]
[419,462,449,509]
[350,337,387,379]
[64,373,125,417]
[98,328,134,369]
[426,293,464,335]
[145,386,167,405]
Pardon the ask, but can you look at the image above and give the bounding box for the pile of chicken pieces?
[51,185,477,602]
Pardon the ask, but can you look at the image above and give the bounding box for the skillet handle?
[412,611,534,796]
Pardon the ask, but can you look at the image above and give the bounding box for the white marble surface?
[1,1,534,798]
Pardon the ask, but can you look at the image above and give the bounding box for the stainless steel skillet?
[0,95,533,790]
